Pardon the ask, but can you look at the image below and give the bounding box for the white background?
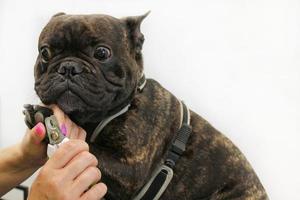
[0,0,299,199]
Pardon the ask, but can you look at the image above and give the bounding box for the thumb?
[29,122,46,145]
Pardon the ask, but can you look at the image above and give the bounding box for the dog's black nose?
[57,61,83,76]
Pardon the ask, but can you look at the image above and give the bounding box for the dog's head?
[34,12,148,125]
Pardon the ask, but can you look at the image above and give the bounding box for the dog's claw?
[23,104,53,129]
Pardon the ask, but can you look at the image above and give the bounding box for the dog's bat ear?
[121,11,150,55]
[52,12,66,18]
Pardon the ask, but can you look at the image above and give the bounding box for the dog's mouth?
[54,80,103,113]
[58,90,80,112]
[57,87,86,114]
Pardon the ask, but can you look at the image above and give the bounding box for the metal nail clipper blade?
[45,115,69,157]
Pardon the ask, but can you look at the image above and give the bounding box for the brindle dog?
[33,12,268,200]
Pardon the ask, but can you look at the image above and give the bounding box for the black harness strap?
[165,102,191,169]
[133,101,192,200]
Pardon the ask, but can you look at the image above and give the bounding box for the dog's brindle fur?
[34,13,268,199]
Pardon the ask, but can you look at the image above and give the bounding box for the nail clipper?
[23,104,69,157]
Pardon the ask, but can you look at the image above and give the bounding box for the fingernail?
[61,124,67,136]
[35,122,44,136]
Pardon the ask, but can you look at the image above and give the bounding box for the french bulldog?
[33,12,268,200]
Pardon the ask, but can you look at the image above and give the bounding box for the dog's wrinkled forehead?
[39,14,126,50]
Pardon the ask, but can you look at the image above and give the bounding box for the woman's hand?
[0,105,101,198]
[19,105,87,168]
[28,140,107,200]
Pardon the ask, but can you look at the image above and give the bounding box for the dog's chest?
[88,80,183,199]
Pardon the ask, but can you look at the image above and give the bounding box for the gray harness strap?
[90,74,147,143]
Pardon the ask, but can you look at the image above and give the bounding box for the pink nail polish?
[35,123,44,136]
[61,124,67,136]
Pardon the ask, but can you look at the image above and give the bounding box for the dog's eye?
[94,46,111,61]
[40,46,52,63]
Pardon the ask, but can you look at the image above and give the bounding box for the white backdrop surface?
[0,0,299,199]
